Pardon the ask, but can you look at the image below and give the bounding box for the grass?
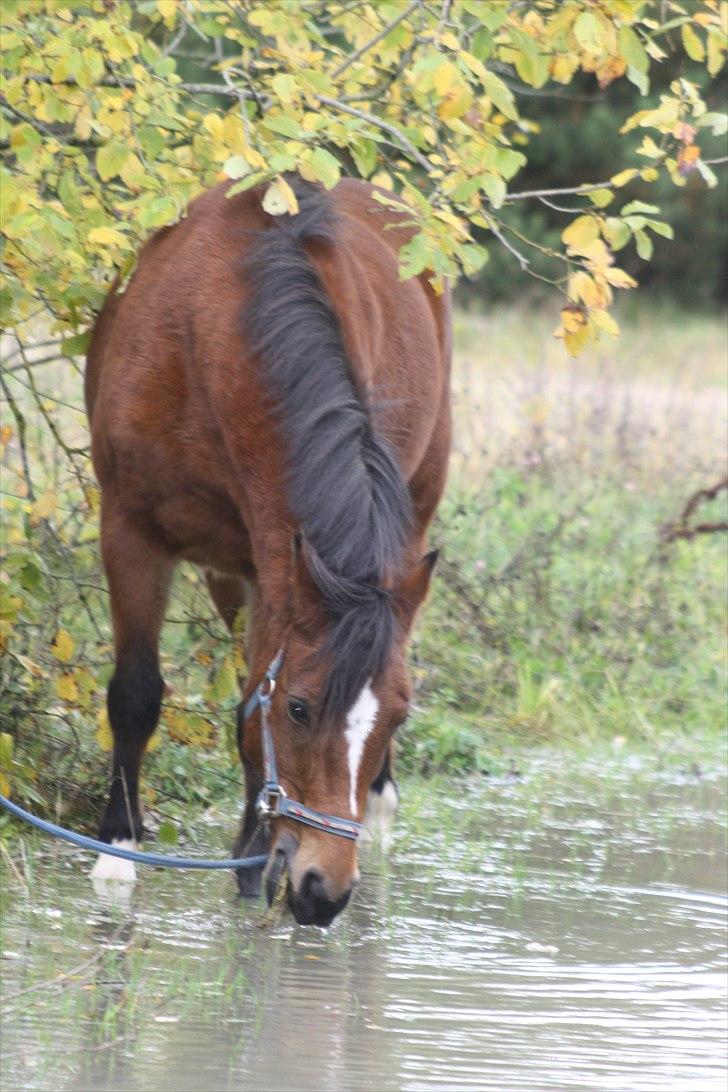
[0,303,726,827]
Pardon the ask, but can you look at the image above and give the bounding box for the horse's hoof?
[91,839,138,886]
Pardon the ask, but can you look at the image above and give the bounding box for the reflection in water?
[1,759,726,1092]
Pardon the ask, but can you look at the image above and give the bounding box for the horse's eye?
[287,697,310,726]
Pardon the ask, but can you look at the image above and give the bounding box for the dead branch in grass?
[660,477,728,543]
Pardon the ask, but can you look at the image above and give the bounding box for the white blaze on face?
[344,683,379,816]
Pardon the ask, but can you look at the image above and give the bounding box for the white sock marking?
[360,781,398,850]
[91,839,138,885]
[344,683,379,816]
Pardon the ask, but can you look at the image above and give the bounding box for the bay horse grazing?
[85,177,451,926]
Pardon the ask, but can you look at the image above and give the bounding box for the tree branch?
[331,0,421,78]
[317,95,433,173]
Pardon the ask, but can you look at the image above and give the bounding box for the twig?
[317,95,433,173]
[505,181,614,203]
[660,476,728,542]
[331,0,420,78]
[0,842,28,892]
[0,370,36,501]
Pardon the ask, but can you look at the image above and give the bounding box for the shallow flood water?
[1,755,726,1092]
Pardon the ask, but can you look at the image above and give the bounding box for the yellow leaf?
[587,188,614,208]
[564,323,590,357]
[562,215,600,252]
[559,306,587,335]
[610,168,639,187]
[202,113,224,142]
[604,267,637,288]
[568,271,608,310]
[371,171,394,192]
[551,55,578,84]
[88,226,129,248]
[433,60,457,97]
[591,310,620,337]
[640,167,659,182]
[681,24,706,62]
[95,707,113,751]
[51,628,74,664]
[262,177,299,216]
[30,490,57,524]
[56,673,78,703]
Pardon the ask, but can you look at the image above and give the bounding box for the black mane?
[243,180,412,721]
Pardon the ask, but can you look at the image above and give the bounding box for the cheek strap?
[243,651,362,841]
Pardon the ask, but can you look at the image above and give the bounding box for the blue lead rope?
[0,795,267,871]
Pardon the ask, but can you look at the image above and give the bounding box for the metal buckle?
[255,784,286,823]
[258,674,276,705]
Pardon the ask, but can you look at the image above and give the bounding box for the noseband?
[242,651,362,841]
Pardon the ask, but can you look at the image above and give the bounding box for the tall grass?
[402,305,727,774]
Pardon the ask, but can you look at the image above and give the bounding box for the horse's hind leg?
[92,506,173,883]
[360,744,398,850]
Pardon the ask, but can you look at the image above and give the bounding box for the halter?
[242,651,362,841]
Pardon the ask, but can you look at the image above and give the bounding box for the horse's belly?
[154,491,254,575]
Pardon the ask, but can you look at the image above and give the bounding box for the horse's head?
[240,541,437,927]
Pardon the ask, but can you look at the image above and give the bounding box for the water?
[2,756,726,1092]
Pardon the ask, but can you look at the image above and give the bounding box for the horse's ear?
[396,549,439,624]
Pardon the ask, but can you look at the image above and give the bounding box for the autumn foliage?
[1,0,726,355]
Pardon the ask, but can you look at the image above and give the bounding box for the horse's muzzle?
[287,868,353,927]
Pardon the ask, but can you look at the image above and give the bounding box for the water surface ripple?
[1,760,725,1091]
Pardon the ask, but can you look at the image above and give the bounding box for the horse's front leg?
[359,744,399,851]
[92,504,173,884]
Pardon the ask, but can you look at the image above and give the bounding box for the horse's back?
[86,178,450,542]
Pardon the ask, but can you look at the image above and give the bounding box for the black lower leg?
[99,648,163,844]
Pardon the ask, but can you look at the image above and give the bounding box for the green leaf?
[621,201,660,216]
[697,112,728,136]
[482,72,518,121]
[643,219,673,240]
[95,143,130,182]
[471,28,493,61]
[158,820,178,846]
[618,26,649,74]
[460,243,489,276]
[62,331,90,356]
[602,217,631,251]
[588,188,614,209]
[481,174,506,209]
[262,114,301,138]
[223,155,251,180]
[226,171,269,197]
[398,233,431,279]
[574,12,603,53]
[626,64,649,96]
[304,148,341,190]
[634,229,653,261]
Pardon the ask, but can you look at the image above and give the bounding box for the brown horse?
[85,176,451,926]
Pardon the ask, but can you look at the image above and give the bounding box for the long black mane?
[243,180,412,721]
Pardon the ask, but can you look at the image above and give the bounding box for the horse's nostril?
[292,869,352,927]
[300,868,326,901]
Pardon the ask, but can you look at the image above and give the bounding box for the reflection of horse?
[85,177,451,925]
